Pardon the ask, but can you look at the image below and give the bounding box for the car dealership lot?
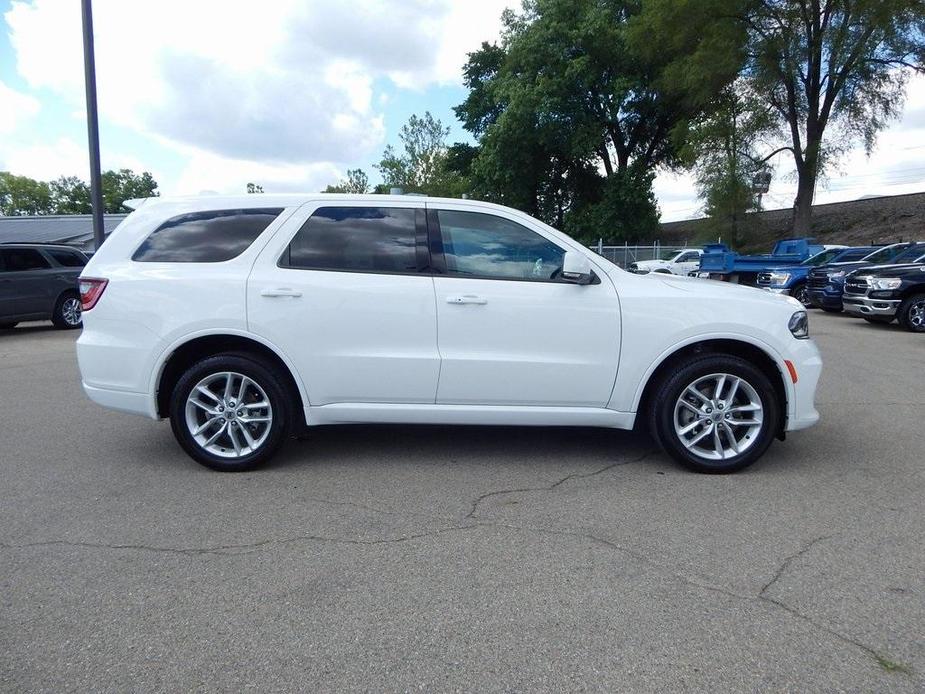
[1,313,923,692]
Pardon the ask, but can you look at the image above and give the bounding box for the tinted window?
[0,248,51,272]
[677,252,700,263]
[892,245,925,263]
[437,210,565,281]
[133,208,283,262]
[47,249,87,267]
[286,207,417,273]
[832,248,873,262]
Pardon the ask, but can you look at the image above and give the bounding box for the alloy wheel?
[673,373,764,461]
[184,371,273,458]
[910,299,925,328]
[62,297,82,326]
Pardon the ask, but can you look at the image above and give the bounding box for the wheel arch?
[154,333,307,426]
[635,338,789,437]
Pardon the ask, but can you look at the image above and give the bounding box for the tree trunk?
[792,175,814,235]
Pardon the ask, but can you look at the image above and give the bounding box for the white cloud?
[3,0,512,192]
[0,80,40,134]
[0,136,147,181]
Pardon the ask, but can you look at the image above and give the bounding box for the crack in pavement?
[465,449,657,519]
[2,480,914,681]
[759,534,834,597]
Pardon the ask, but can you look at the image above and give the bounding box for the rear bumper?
[81,383,157,418]
[842,295,900,317]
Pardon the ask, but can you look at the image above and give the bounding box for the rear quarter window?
[47,249,88,267]
[133,208,284,262]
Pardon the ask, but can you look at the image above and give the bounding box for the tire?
[51,292,82,329]
[863,316,893,325]
[648,354,780,474]
[897,293,925,333]
[169,352,291,471]
[790,282,810,307]
[0,322,18,330]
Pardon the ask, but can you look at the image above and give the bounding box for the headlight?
[827,270,846,279]
[870,277,902,291]
[788,310,809,339]
[768,271,791,285]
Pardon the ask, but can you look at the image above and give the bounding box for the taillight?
[79,278,108,311]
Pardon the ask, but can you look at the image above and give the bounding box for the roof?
[0,214,128,248]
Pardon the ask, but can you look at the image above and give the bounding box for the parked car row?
[0,243,88,330]
[692,239,925,333]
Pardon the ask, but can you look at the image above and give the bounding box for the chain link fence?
[587,242,695,269]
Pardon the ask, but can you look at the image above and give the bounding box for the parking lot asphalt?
[1,311,923,692]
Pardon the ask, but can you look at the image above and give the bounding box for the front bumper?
[842,293,900,317]
[785,338,822,432]
[806,288,843,309]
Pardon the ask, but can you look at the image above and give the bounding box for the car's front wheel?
[898,293,925,333]
[169,353,291,471]
[790,282,810,307]
[649,355,780,473]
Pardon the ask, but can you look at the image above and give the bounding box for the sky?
[1,0,924,223]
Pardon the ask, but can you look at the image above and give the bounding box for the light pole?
[81,0,105,251]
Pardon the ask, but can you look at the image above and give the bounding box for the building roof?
[0,214,128,249]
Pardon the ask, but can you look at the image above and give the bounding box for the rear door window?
[47,249,87,267]
[0,248,51,271]
[133,208,284,262]
[283,206,418,274]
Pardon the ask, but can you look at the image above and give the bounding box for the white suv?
[77,195,821,473]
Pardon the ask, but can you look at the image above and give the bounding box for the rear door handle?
[260,288,302,298]
[446,295,487,305]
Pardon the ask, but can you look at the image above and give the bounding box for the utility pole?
[81,0,105,250]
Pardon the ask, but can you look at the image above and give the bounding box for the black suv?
[0,244,88,330]
[843,260,925,331]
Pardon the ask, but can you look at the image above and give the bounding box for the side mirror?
[561,250,593,285]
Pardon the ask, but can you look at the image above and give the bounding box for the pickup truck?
[806,242,925,312]
[696,239,836,287]
[843,259,925,331]
[754,246,877,306]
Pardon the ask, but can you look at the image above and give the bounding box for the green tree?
[323,168,370,194]
[638,0,925,233]
[50,176,92,214]
[375,112,460,194]
[746,0,925,233]
[455,0,727,242]
[0,172,53,215]
[684,85,775,246]
[100,169,159,212]
[246,182,264,193]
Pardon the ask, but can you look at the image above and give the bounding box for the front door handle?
[446,295,487,305]
[260,288,302,298]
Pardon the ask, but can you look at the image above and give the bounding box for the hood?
[652,272,803,308]
[852,262,925,277]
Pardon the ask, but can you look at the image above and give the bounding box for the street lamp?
[81,0,105,251]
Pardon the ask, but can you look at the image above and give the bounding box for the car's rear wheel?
[51,292,82,329]
[169,353,291,471]
[898,293,925,333]
[649,355,780,474]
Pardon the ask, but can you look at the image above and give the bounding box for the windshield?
[660,250,682,260]
[861,246,897,263]
[802,248,843,266]
[892,245,925,264]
